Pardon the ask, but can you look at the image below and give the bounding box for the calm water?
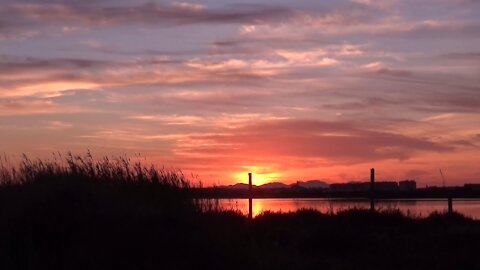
[215,198,480,219]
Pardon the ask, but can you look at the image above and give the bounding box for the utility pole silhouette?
[370,168,375,211]
[448,197,453,214]
[248,172,253,220]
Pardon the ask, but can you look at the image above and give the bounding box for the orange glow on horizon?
[233,166,283,186]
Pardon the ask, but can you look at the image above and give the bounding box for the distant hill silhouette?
[258,182,290,189]
[226,183,251,190]
[219,180,329,190]
[293,180,329,189]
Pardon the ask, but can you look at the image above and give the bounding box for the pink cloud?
[187,119,452,164]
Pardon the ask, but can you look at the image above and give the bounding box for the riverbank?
[1,155,479,269]
[2,198,479,269]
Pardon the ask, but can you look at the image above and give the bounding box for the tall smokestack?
[370,168,375,211]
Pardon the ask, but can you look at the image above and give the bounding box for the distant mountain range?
[219,180,329,190]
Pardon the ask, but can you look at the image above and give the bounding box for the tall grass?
[0,151,190,188]
[0,152,210,270]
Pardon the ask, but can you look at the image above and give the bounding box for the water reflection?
[214,198,480,219]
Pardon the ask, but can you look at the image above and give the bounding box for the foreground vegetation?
[1,153,480,269]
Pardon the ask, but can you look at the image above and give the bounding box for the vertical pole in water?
[448,197,453,214]
[248,172,253,220]
[370,168,375,211]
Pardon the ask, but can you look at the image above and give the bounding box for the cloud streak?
[0,2,294,30]
[187,119,452,164]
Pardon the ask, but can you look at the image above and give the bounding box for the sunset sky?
[1,0,480,186]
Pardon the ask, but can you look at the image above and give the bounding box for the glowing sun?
[233,166,282,186]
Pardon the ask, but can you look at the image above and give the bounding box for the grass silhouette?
[1,153,480,269]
